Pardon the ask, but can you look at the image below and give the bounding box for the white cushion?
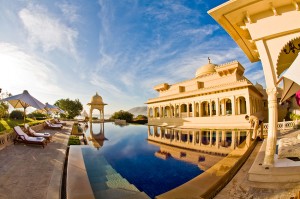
[34,133,50,137]
[26,137,45,142]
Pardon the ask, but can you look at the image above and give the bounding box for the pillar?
[237,97,240,115]
[232,96,236,115]
[216,98,219,116]
[209,100,212,117]
[199,101,202,117]
[89,108,93,122]
[209,130,212,147]
[216,130,220,148]
[264,88,278,166]
[231,130,236,149]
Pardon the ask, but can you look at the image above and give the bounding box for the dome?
[90,92,103,104]
[195,62,216,78]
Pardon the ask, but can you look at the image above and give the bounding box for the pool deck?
[0,122,71,199]
[1,122,300,199]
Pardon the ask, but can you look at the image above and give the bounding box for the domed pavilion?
[87,92,107,122]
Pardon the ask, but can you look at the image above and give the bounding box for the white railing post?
[283,119,285,131]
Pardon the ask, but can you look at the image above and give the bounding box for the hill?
[127,106,147,117]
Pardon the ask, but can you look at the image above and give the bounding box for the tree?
[135,115,148,120]
[110,110,133,122]
[0,90,11,119]
[54,98,83,119]
[0,102,9,119]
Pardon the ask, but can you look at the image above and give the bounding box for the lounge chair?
[53,118,66,126]
[45,120,63,129]
[13,126,47,148]
[24,124,52,142]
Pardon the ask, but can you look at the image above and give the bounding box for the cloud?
[18,4,79,60]
[0,43,64,100]
[57,2,79,23]
[89,73,124,97]
[182,25,219,36]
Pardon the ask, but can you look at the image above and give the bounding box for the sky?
[0,0,266,115]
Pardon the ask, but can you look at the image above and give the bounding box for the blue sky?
[0,0,265,115]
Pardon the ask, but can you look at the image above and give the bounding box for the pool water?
[82,122,203,198]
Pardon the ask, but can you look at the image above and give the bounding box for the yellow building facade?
[147,60,263,129]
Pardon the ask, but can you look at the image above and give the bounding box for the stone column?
[222,100,226,115]
[216,130,220,148]
[237,98,240,115]
[209,100,212,117]
[199,101,202,117]
[192,102,195,117]
[199,130,202,146]
[187,103,190,117]
[216,98,219,116]
[232,96,236,115]
[246,96,251,116]
[209,130,212,147]
[231,130,236,149]
[264,88,278,166]
[192,131,195,145]
[89,108,93,122]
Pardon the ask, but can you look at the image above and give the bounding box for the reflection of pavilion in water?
[148,125,251,158]
[85,122,107,149]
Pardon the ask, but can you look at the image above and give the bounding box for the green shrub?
[290,113,300,120]
[27,112,47,118]
[110,110,133,122]
[68,135,81,145]
[9,110,24,120]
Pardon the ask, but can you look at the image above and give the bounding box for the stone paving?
[215,129,300,199]
[0,122,71,199]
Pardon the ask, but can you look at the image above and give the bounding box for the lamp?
[284,41,300,54]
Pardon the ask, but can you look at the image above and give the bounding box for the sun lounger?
[13,126,47,148]
[24,124,52,142]
[45,120,63,129]
[54,118,66,126]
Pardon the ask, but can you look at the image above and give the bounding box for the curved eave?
[208,0,260,63]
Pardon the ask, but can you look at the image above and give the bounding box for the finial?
[208,57,211,64]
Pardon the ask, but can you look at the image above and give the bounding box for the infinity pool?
[82,122,203,198]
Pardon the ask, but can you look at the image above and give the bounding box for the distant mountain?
[127,106,147,117]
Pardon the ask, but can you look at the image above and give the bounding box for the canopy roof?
[280,54,300,103]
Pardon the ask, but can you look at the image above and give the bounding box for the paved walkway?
[0,122,71,199]
[215,129,300,199]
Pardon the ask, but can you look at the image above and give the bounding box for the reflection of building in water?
[87,122,106,149]
[148,125,251,157]
[146,60,263,129]
[149,140,224,171]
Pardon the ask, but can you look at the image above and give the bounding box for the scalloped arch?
[276,37,300,77]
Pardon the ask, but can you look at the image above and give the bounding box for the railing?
[260,119,299,133]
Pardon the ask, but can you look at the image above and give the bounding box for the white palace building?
[146,60,264,129]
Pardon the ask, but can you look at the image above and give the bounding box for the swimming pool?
[82,122,203,198]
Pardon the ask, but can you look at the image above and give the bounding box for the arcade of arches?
[147,60,263,129]
[148,96,261,119]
